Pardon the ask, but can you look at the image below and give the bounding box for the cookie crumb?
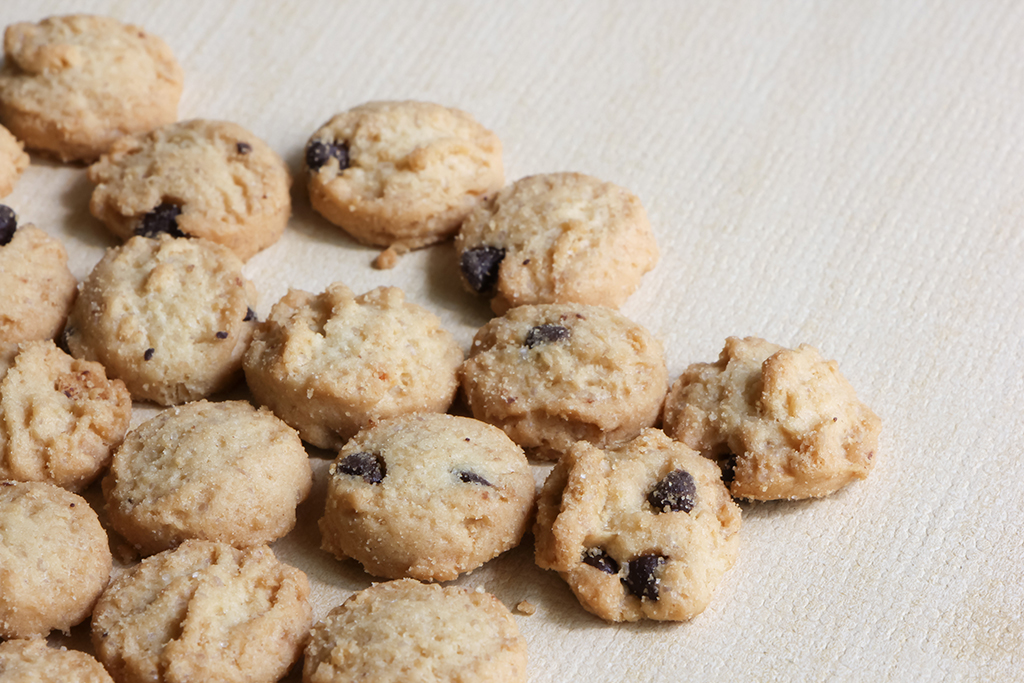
[516,600,537,616]
[373,245,402,269]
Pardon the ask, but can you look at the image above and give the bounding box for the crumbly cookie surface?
[662,336,881,500]
[319,413,535,581]
[244,283,463,450]
[304,578,527,683]
[0,220,77,345]
[88,119,292,261]
[534,429,741,622]
[0,481,112,638]
[456,172,659,314]
[0,123,28,197]
[92,540,312,683]
[103,400,312,555]
[65,234,257,406]
[0,14,183,162]
[460,303,667,459]
[0,638,114,683]
[306,100,503,250]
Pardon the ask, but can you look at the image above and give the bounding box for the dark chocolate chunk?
[647,469,697,513]
[622,554,665,600]
[236,141,252,154]
[457,470,492,486]
[306,140,349,172]
[0,204,17,245]
[582,547,619,574]
[215,331,228,339]
[135,203,185,238]
[335,452,386,484]
[243,307,257,322]
[524,324,570,349]
[460,246,505,293]
[144,348,155,361]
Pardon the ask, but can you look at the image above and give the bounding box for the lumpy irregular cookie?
[456,172,659,314]
[460,303,667,459]
[304,578,527,683]
[0,480,112,638]
[0,340,131,492]
[0,14,183,162]
[319,413,535,581]
[534,429,741,622]
[103,400,312,555]
[305,100,504,250]
[0,123,28,197]
[0,638,114,683]
[244,283,463,450]
[91,540,312,683]
[88,119,292,261]
[662,336,882,500]
[65,234,257,405]
[0,213,77,344]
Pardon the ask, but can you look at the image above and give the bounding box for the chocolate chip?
[460,246,505,293]
[0,204,16,245]
[136,203,185,238]
[215,331,228,339]
[144,348,155,361]
[524,324,570,349]
[647,469,697,513]
[306,140,349,172]
[457,470,492,486]
[622,554,665,600]
[243,307,257,322]
[236,141,252,154]
[582,547,619,574]
[335,452,386,484]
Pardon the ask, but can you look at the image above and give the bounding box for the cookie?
[460,303,668,459]
[0,638,114,683]
[244,283,463,450]
[0,213,77,345]
[304,578,527,683]
[319,413,535,581]
[305,100,503,251]
[0,123,28,197]
[88,119,292,261]
[65,234,257,406]
[662,336,882,500]
[456,172,659,314]
[91,540,312,683]
[0,340,131,492]
[103,399,312,555]
[534,429,741,622]
[0,14,183,162]
[0,480,112,638]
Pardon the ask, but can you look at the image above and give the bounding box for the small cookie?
[0,123,29,197]
[662,336,881,500]
[0,480,112,638]
[304,578,527,683]
[460,303,668,459]
[244,283,463,450]
[0,212,77,344]
[0,14,183,162]
[65,234,257,405]
[103,399,312,555]
[88,119,292,261]
[534,429,741,622]
[305,100,503,250]
[91,540,312,683]
[0,340,131,492]
[0,638,114,683]
[319,413,535,581]
[456,172,659,313]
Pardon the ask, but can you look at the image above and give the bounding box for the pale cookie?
[305,100,503,250]
[0,211,77,344]
[0,340,130,492]
[662,336,881,500]
[244,283,463,450]
[460,303,668,459]
[0,123,28,197]
[0,14,183,162]
[88,119,292,261]
[103,399,312,555]
[65,234,257,406]
[456,172,659,314]
[0,638,114,683]
[0,480,112,638]
[304,578,527,683]
[91,540,312,683]
[319,413,535,581]
[534,429,741,622]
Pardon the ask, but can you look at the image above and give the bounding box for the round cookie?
[0,14,183,162]
[103,399,312,555]
[0,212,77,344]
[460,303,668,459]
[65,234,257,406]
[304,578,527,683]
[0,638,114,683]
[319,413,535,581]
[305,100,504,251]
[88,119,292,261]
[0,123,29,197]
[244,283,463,450]
[0,480,112,638]
[91,540,312,683]
[456,172,659,314]
[0,340,131,492]
[534,429,741,622]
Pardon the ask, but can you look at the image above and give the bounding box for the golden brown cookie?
[0,638,113,683]
[0,123,28,197]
